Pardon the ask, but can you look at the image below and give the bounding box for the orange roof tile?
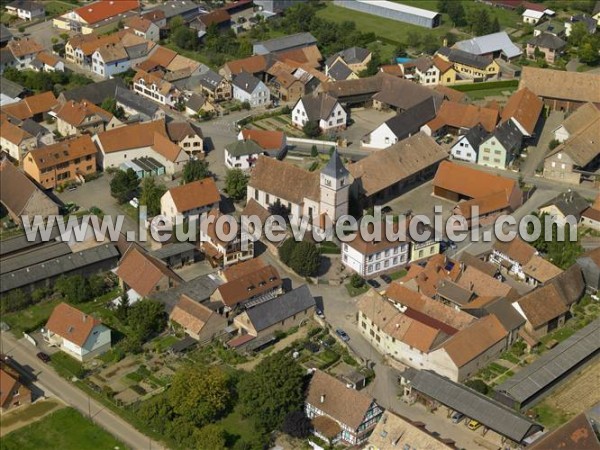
[224,54,269,76]
[426,100,499,133]
[46,302,102,347]
[501,87,543,135]
[54,99,113,126]
[169,295,214,335]
[240,129,285,151]
[167,178,220,213]
[151,132,183,162]
[36,52,60,67]
[2,91,58,120]
[26,135,96,170]
[95,120,166,153]
[116,245,181,296]
[73,0,140,25]
[7,38,42,57]
[380,64,404,77]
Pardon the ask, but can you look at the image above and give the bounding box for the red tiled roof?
[74,0,140,25]
[116,245,181,296]
[240,129,284,151]
[166,178,220,213]
[46,302,102,347]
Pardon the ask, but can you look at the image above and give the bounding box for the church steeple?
[319,149,350,222]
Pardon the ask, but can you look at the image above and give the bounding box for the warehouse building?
[333,0,441,28]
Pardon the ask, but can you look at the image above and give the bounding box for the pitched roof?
[426,100,499,133]
[114,85,161,117]
[116,245,182,297]
[7,38,42,57]
[433,161,518,201]
[453,31,522,59]
[151,132,184,162]
[166,121,203,142]
[249,155,320,204]
[457,123,488,148]
[493,238,537,265]
[501,87,543,135]
[298,92,340,122]
[0,119,33,145]
[95,119,166,153]
[223,54,270,76]
[0,77,24,99]
[519,67,600,104]
[0,158,55,217]
[54,99,113,126]
[530,413,600,450]
[232,71,263,94]
[217,258,281,308]
[350,132,447,197]
[169,294,214,335]
[35,52,60,68]
[305,370,376,430]
[487,119,523,152]
[255,32,317,54]
[437,47,495,70]
[59,78,125,105]
[522,255,563,283]
[558,102,600,137]
[26,135,96,170]
[368,411,453,449]
[245,284,315,332]
[516,283,568,328]
[547,117,600,167]
[73,0,140,25]
[2,91,57,120]
[321,149,349,180]
[456,265,513,298]
[46,302,101,347]
[143,45,177,68]
[379,64,404,77]
[326,47,370,67]
[124,15,155,33]
[327,60,353,81]
[225,139,264,157]
[527,32,567,50]
[240,129,284,151]
[166,178,220,213]
[197,9,230,26]
[382,97,439,139]
[540,190,589,219]
[582,206,600,223]
[442,315,508,367]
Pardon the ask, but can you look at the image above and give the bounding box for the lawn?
[2,408,129,450]
[218,404,257,447]
[533,404,570,429]
[389,269,408,281]
[51,352,86,379]
[45,1,75,17]
[0,400,62,429]
[4,298,62,335]
[345,282,369,297]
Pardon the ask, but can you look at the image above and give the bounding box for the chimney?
[320,394,326,403]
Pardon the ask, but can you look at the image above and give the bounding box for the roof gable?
[46,302,102,347]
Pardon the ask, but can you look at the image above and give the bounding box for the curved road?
[0,331,165,450]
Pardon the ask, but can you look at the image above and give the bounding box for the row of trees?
[2,67,93,95]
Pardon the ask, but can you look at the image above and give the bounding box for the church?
[244,150,351,230]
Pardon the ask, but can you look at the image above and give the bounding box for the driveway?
[520,110,565,176]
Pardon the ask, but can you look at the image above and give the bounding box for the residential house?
[124,16,160,42]
[325,47,372,75]
[1,91,57,122]
[580,195,600,232]
[238,129,286,156]
[477,120,523,170]
[275,44,323,69]
[22,135,96,189]
[450,124,487,163]
[421,101,499,137]
[0,367,31,412]
[254,0,302,15]
[116,245,182,299]
[0,76,25,106]
[292,92,346,132]
[54,100,118,136]
[0,119,38,162]
[160,177,220,225]
[247,150,351,228]
[500,87,543,137]
[5,0,44,20]
[184,93,216,117]
[0,46,17,73]
[253,32,317,55]
[518,67,600,112]
[141,9,167,30]
[169,294,226,342]
[539,191,590,226]
[577,247,600,293]
[452,31,522,61]
[188,70,232,103]
[91,32,155,78]
[533,19,566,37]
[435,47,500,81]
[526,33,567,64]
[225,139,265,171]
[0,158,59,224]
[114,85,166,122]
[0,24,11,47]
[522,9,545,24]
[166,121,204,157]
[53,0,140,34]
[305,370,383,445]
[190,10,231,39]
[400,55,457,86]
[530,413,600,450]
[199,209,254,267]
[133,70,181,107]
[58,78,125,105]
[349,132,447,207]
[565,14,598,37]
[30,52,64,72]
[230,285,315,349]
[326,60,358,82]
[232,72,270,108]
[210,258,283,315]
[266,60,325,103]
[220,54,272,81]
[553,103,600,143]
[44,302,111,362]
[152,0,203,23]
[6,38,42,69]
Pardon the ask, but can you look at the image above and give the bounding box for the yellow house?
[437,48,500,81]
[410,239,440,263]
[433,56,458,85]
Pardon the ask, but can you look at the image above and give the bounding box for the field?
[2,408,129,450]
[45,1,76,17]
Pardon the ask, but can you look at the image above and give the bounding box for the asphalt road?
[0,331,165,450]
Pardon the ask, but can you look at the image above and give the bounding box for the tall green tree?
[196,424,227,449]
[568,22,589,47]
[278,238,297,265]
[124,299,167,342]
[54,275,90,303]
[110,168,139,204]
[225,168,249,201]
[182,159,210,184]
[302,120,321,138]
[447,1,466,27]
[289,241,321,277]
[140,177,166,216]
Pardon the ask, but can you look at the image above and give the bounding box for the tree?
[568,22,589,47]
[1,290,31,314]
[490,17,500,33]
[169,365,233,426]
[238,352,305,431]
[447,1,466,27]
[172,25,197,50]
[110,168,139,204]
[406,31,422,48]
[281,410,312,438]
[100,97,125,120]
[302,120,321,138]
[140,177,167,216]
[125,299,167,342]
[224,169,249,201]
[54,275,91,303]
[268,200,291,220]
[115,293,130,322]
[289,241,321,277]
[278,238,297,266]
[359,51,381,77]
[196,424,227,449]
[469,8,492,36]
[548,139,560,150]
[578,35,600,65]
[437,0,451,13]
[182,159,210,184]
[350,274,365,289]
[311,145,318,157]
[136,394,173,435]
[241,100,251,110]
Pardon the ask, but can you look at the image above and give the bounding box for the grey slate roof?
[540,191,590,220]
[60,78,126,105]
[245,284,315,332]
[461,123,488,148]
[154,0,202,20]
[437,47,494,70]
[197,69,224,91]
[186,93,207,112]
[404,368,542,443]
[485,297,525,332]
[495,319,600,406]
[225,139,264,157]
[528,32,567,50]
[150,242,196,260]
[20,118,50,138]
[0,77,25,99]
[1,47,17,66]
[453,31,522,59]
[385,97,438,138]
[0,24,13,44]
[489,120,522,152]
[6,0,44,12]
[328,60,353,81]
[300,92,340,122]
[151,273,221,313]
[570,14,598,34]
[255,32,317,53]
[0,224,61,257]
[232,71,262,94]
[115,86,161,118]
[325,46,370,67]
[1,244,119,294]
[577,249,600,291]
[321,149,349,179]
[0,241,72,275]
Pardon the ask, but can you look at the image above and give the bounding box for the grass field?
[2,408,129,450]
[45,1,75,17]
[218,404,257,447]
[0,400,62,432]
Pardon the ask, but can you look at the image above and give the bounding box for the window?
[456,150,462,155]
[265,194,270,204]
[254,189,258,200]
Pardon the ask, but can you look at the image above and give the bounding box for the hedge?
[451,80,519,92]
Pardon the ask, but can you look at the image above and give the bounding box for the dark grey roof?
[300,92,340,122]
[151,273,221,313]
[485,297,525,332]
[225,139,264,157]
[245,284,315,332]
[577,249,600,291]
[495,319,600,406]
[1,244,119,293]
[540,191,589,220]
[20,119,50,138]
[0,24,13,44]
[1,48,17,65]
[385,97,438,138]
[255,32,317,53]
[6,0,44,12]
[404,369,542,443]
[115,86,161,118]
[528,32,567,50]
[232,71,263,94]
[437,280,474,305]
[186,93,207,112]
[325,46,370,67]
[0,77,25,99]
[124,42,149,60]
[437,47,494,70]
[321,149,349,179]
[0,241,72,275]
[490,120,522,152]
[0,224,61,258]
[570,14,598,33]
[154,0,202,19]
[60,78,125,105]
[150,242,196,260]
[460,124,488,148]
[534,20,566,36]
[197,69,224,91]
[328,60,353,81]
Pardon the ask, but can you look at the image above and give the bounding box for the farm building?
[333,0,441,28]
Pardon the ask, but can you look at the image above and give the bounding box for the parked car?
[67,184,78,192]
[448,240,457,250]
[36,352,51,363]
[316,308,325,319]
[335,329,350,342]
[467,419,481,430]
[367,279,380,289]
[380,274,392,284]
[451,412,465,424]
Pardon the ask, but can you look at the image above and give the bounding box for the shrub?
[350,274,365,289]
[465,379,489,395]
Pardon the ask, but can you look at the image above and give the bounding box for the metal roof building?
[402,369,543,444]
[333,0,441,28]
[494,319,600,409]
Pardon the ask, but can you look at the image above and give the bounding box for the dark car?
[36,352,51,363]
[380,274,392,284]
[335,329,350,342]
[367,279,381,288]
